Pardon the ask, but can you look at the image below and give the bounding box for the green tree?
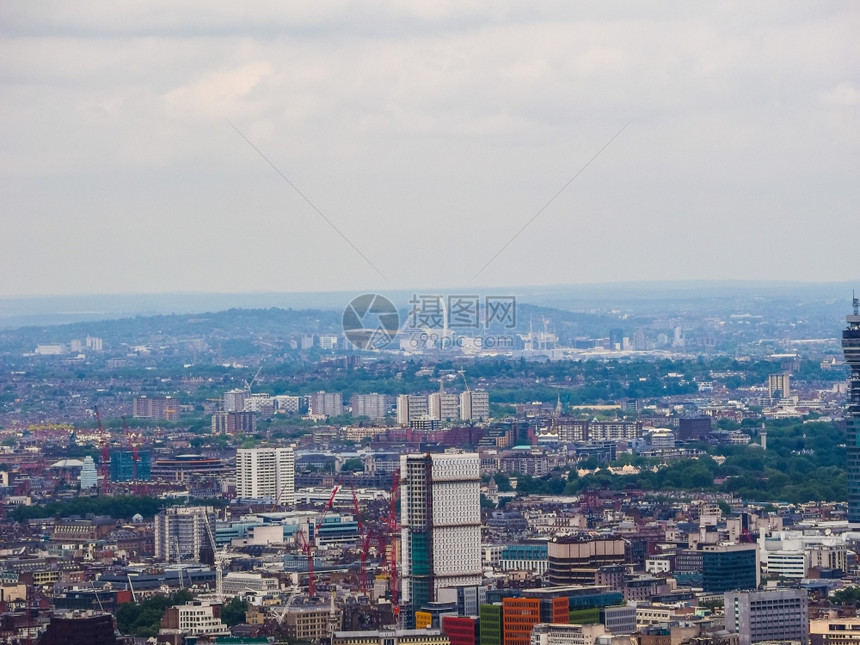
[222,596,249,627]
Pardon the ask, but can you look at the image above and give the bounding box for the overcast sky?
[1,2,858,298]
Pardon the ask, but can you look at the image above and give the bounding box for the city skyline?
[2,2,858,297]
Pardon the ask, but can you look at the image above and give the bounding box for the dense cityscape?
[0,288,856,645]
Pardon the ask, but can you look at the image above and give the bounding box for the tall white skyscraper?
[400,452,482,615]
[236,447,295,505]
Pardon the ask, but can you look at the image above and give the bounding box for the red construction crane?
[351,485,373,596]
[121,415,142,495]
[385,469,401,615]
[94,406,110,493]
[297,528,316,597]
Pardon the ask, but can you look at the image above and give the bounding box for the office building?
[811,618,860,645]
[236,447,295,505]
[503,597,542,645]
[444,616,479,645]
[154,506,217,562]
[161,601,230,638]
[531,623,607,645]
[352,393,389,421]
[332,629,450,645]
[768,373,791,399]
[40,612,120,645]
[460,391,490,422]
[844,296,860,524]
[401,452,482,614]
[133,395,179,421]
[547,537,626,586]
[702,544,759,593]
[310,391,344,417]
[110,450,151,482]
[678,416,712,441]
[725,589,808,645]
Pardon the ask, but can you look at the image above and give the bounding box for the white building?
[154,506,217,562]
[396,395,429,425]
[236,447,295,505]
[222,571,280,596]
[531,623,606,645]
[460,391,489,421]
[79,456,98,490]
[163,602,230,638]
[400,452,482,608]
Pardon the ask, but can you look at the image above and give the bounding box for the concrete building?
[460,391,490,422]
[332,629,450,645]
[811,618,860,645]
[767,373,791,399]
[401,452,483,614]
[430,393,461,421]
[154,506,217,562]
[531,623,607,645]
[211,410,256,435]
[310,391,344,417]
[222,389,246,412]
[352,393,389,421]
[235,447,295,505]
[133,395,180,421]
[160,601,230,638]
[398,394,430,425]
[725,589,808,645]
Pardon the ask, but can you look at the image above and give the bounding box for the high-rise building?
[429,393,461,421]
[398,395,429,425]
[222,389,246,412]
[460,391,490,421]
[844,295,860,524]
[236,447,295,505]
[768,373,791,399]
[352,393,389,421]
[133,396,180,421]
[309,391,344,417]
[154,506,217,562]
[725,589,808,645]
[401,452,482,615]
[211,411,256,434]
[79,456,98,490]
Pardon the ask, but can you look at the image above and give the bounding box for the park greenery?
[509,419,846,504]
[115,589,194,637]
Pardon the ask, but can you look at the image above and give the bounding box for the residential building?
[154,506,217,562]
[398,394,430,425]
[211,411,256,434]
[401,452,483,615]
[133,395,180,421]
[725,589,808,645]
[430,393,461,421]
[223,389,246,412]
[352,393,389,421]
[235,447,295,505]
[767,373,791,399]
[811,618,860,645]
[282,605,341,642]
[310,391,344,417]
[460,391,490,421]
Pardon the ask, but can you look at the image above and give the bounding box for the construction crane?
[458,369,470,392]
[383,469,401,618]
[244,365,263,393]
[202,513,226,602]
[297,528,316,597]
[351,485,372,596]
[173,538,184,590]
[121,415,143,494]
[93,406,110,493]
[274,584,300,625]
